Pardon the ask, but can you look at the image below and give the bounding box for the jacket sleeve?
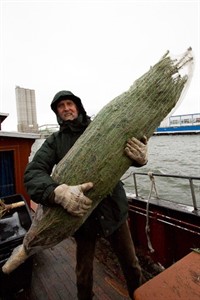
[131,160,148,168]
[24,135,59,205]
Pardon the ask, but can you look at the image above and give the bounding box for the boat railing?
[131,172,200,212]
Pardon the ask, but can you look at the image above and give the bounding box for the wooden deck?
[13,237,130,300]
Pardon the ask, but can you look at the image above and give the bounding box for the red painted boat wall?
[128,198,200,268]
[0,136,36,206]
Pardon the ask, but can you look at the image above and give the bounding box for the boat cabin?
[0,113,40,204]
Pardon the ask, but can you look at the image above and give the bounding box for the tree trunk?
[2,48,193,274]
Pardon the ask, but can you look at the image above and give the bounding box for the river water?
[122,134,200,208]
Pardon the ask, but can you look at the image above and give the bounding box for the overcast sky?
[0,0,199,131]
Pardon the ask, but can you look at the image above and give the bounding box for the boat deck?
[14,237,130,300]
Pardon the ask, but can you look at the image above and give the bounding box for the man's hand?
[54,182,93,217]
[124,136,148,166]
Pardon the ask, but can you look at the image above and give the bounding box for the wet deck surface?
[14,238,130,300]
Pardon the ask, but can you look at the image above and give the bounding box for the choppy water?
[122,134,200,208]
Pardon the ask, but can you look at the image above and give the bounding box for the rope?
[145,172,159,253]
[122,170,159,253]
[121,171,134,181]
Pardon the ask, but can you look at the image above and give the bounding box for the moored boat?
[0,115,199,299]
[155,113,200,135]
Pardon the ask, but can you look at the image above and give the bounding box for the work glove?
[124,136,148,166]
[54,182,93,217]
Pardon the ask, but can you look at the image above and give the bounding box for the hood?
[51,90,88,125]
[51,90,87,116]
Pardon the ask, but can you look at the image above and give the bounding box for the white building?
[15,86,38,133]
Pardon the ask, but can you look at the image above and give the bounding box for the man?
[24,90,148,300]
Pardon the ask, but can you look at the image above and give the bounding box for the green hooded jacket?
[24,91,132,237]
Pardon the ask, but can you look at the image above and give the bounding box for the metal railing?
[131,172,200,211]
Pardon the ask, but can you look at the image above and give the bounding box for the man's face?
[57,99,79,121]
